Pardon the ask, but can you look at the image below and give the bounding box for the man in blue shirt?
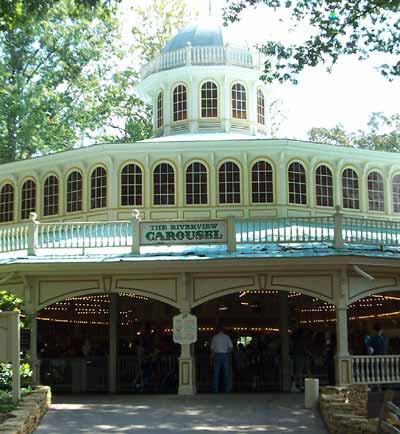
[211,324,233,393]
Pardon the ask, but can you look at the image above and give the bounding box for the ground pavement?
[34,393,327,434]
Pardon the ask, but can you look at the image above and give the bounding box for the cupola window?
[232,83,247,119]
[121,163,143,206]
[257,89,265,125]
[315,165,333,207]
[288,162,307,205]
[173,84,187,122]
[368,171,384,212]
[393,175,400,213]
[342,168,359,209]
[251,161,273,203]
[186,162,208,205]
[21,179,36,220]
[201,82,218,118]
[219,161,241,204]
[0,183,14,223]
[67,171,83,213]
[90,167,107,209]
[43,175,59,216]
[153,163,175,205]
[157,92,163,129]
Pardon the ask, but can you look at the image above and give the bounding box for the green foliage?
[0,291,23,312]
[0,0,152,163]
[0,362,32,392]
[0,0,196,158]
[131,0,197,63]
[224,1,400,83]
[308,112,400,152]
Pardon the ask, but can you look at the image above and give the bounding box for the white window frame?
[288,162,307,205]
[315,165,334,207]
[251,160,273,204]
[342,168,360,210]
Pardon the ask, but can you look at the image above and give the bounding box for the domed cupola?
[137,17,269,138]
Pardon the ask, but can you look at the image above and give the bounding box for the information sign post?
[173,313,197,345]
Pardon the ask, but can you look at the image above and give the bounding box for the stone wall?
[320,385,378,434]
[0,386,51,434]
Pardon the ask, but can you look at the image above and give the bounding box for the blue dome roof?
[162,19,225,53]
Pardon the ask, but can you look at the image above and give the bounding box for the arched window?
[21,180,36,220]
[43,175,59,216]
[315,165,333,207]
[173,84,187,122]
[153,163,175,205]
[186,162,208,205]
[251,160,273,203]
[121,163,143,206]
[257,89,265,125]
[219,161,241,204]
[368,171,384,212]
[232,83,247,119]
[156,91,163,129]
[288,162,307,205]
[201,81,218,118]
[342,168,359,209]
[90,167,107,209]
[393,175,400,213]
[67,171,83,213]
[0,184,14,223]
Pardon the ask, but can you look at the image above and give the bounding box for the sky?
[196,0,400,139]
[125,0,400,140]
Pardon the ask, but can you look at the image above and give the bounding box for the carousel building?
[2,18,400,394]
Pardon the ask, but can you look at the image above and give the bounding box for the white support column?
[109,293,118,393]
[177,273,196,395]
[178,340,196,395]
[29,312,39,386]
[335,270,352,385]
[279,292,291,392]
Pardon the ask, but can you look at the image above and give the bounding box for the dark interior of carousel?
[33,290,400,393]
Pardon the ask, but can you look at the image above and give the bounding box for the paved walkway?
[34,393,327,434]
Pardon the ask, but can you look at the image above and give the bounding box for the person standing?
[369,323,387,355]
[211,324,233,393]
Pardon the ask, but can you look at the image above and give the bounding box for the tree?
[97,0,196,143]
[131,0,197,63]
[308,112,400,152]
[0,0,132,163]
[224,1,400,84]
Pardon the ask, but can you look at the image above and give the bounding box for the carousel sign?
[140,220,227,245]
[173,313,197,344]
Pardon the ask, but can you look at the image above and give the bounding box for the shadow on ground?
[34,393,327,434]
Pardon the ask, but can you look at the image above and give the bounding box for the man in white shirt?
[210,324,233,393]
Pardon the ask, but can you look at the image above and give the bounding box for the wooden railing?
[235,216,335,244]
[37,221,132,254]
[140,45,264,78]
[2,209,400,256]
[352,355,400,384]
[0,225,28,253]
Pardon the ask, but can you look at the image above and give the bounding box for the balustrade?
[140,45,262,78]
[2,210,400,256]
[351,355,400,385]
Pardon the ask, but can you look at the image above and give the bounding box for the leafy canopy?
[0,0,196,160]
[224,1,400,84]
[308,112,400,152]
[131,0,197,63]
[0,0,127,162]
